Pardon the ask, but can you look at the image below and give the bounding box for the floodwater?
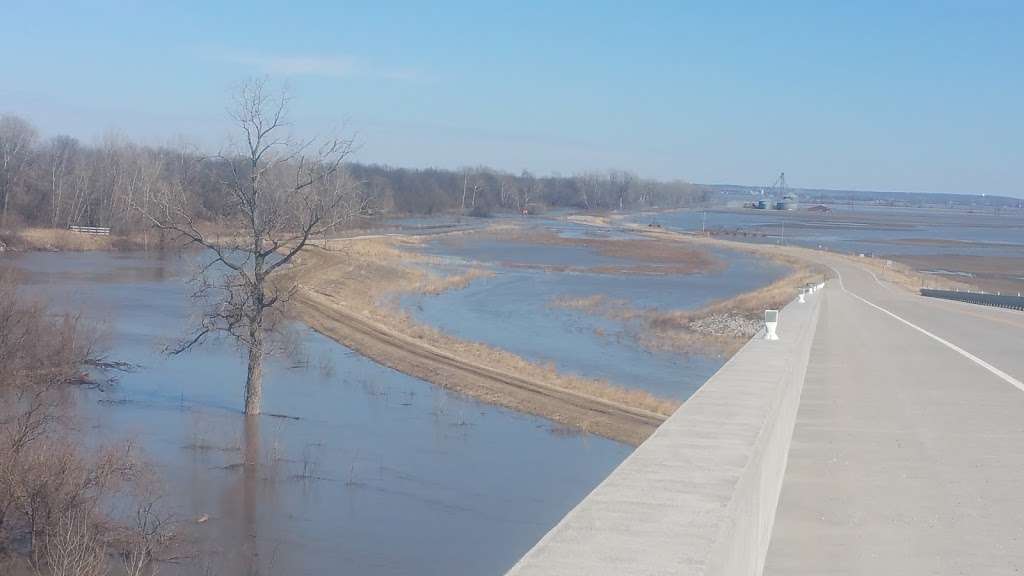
[638,207,1024,257]
[5,251,631,576]
[408,229,787,400]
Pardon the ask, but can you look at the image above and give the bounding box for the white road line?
[831,268,1024,393]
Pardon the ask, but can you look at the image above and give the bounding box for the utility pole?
[701,211,706,234]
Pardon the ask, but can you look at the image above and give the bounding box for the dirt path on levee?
[282,235,673,445]
[281,223,826,446]
[296,286,665,445]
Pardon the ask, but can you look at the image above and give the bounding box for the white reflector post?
[764,309,779,340]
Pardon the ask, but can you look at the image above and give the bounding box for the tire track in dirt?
[294,288,665,445]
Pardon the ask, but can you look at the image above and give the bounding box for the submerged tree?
[141,78,362,415]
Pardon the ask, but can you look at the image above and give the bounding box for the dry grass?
[1,227,166,252]
[547,239,827,358]
[15,228,114,251]
[464,227,723,275]
[417,266,494,295]
[283,233,680,437]
[0,272,173,575]
[891,254,1024,294]
[833,252,975,292]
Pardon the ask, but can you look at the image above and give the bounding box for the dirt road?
[295,286,665,445]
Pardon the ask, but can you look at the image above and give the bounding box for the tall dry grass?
[288,235,680,418]
[550,257,827,358]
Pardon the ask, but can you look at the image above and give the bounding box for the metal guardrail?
[68,226,111,236]
[921,288,1024,311]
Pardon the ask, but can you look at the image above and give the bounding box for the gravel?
[689,313,761,338]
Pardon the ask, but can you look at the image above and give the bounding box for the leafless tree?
[40,136,78,227]
[38,509,109,576]
[139,78,363,415]
[0,114,38,226]
[609,170,636,210]
[119,499,171,576]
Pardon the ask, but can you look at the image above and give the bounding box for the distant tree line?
[351,165,711,216]
[0,113,710,231]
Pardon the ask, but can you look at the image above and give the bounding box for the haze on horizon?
[1,0,1021,197]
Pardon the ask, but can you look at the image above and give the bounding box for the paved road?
[765,257,1024,574]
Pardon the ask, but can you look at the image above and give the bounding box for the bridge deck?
[765,259,1024,574]
[508,280,822,575]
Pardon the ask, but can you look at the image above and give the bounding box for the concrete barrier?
[507,285,824,576]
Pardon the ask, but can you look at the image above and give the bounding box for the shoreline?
[12,220,955,445]
[284,237,678,445]
[0,227,165,252]
[283,223,828,445]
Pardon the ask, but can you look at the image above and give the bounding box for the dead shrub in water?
[0,271,173,575]
[38,508,108,576]
[550,265,828,358]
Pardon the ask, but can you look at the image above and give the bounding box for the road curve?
[765,256,1024,574]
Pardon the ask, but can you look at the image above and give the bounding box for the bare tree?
[0,115,38,226]
[44,136,80,228]
[139,78,362,415]
[38,509,109,576]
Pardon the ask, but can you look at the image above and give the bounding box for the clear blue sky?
[1,1,1021,196]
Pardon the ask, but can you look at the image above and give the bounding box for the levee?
[507,285,824,575]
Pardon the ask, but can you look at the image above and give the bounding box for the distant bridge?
[509,255,1024,575]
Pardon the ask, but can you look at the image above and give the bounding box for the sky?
[1,0,1021,196]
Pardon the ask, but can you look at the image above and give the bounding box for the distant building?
[774,193,798,210]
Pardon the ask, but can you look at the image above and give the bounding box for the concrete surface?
[765,257,1024,575]
[508,288,822,575]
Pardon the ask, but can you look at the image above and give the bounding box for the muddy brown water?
[5,251,631,575]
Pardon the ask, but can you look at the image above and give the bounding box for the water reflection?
[409,231,786,400]
[3,250,631,575]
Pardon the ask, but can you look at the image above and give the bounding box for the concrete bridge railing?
[508,284,824,576]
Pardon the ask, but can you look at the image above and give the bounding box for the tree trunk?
[244,324,263,415]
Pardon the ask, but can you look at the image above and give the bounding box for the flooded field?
[406,226,787,400]
[640,207,1024,257]
[639,206,1024,291]
[5,251,631,576]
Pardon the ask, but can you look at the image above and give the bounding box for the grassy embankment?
[282,230,678,445]
[549,218,829,356]
[0,227,162,252]
[282,222,849,443]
